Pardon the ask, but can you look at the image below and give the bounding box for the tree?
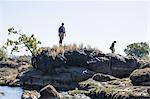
[6,27,41,56]
[124,42,150,58]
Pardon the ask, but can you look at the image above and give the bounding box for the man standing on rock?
[58,23,66,46]
[109,41,117,53]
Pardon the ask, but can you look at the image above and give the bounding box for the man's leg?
[59,34,64,46]
[112,48,115,53]
[60,33,64,46]
[59,36,62,46]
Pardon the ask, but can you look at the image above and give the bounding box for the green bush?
[0,47,8,61]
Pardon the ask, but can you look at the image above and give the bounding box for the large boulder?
[39,85,62,99]
[129,68,150,86]
[32,50,66,73]
[20,66,95,90]
[87,53,140,77]
[107,54,140,77]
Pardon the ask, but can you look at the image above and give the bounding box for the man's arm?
[63,27,66,36]
[64,33,66,37]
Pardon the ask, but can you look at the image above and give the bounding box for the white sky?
[0,0,150,55]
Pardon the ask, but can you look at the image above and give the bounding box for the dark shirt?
[111,43,115,48]
[58,26,65,33]
[110,42,115,49]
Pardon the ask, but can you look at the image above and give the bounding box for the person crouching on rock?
[58,23,66,46]
[109,41,116,53]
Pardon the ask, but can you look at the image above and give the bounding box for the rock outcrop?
[87,53,140,77]
[32,49,141,78]
[0,59,31,86]
[0,47,150,99]
[32,51,66,73]
[130,67,150,86]
[20,48,142,90]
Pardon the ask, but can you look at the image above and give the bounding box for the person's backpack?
[59,26,65,33]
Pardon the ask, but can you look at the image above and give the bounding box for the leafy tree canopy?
[6,27,41,56]
[124,42,150,58]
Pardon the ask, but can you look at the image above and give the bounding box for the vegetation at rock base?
[0,46,8,61]
[124,42,150,58]
[6,27,41,57]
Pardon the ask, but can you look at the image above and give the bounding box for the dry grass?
[37,44,101,57]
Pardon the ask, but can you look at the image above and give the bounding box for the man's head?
[114,41,117,43]
[61,23,64,26]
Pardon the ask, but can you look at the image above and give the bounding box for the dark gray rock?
[20,66,95,90]
[32,50,66,73]
[148,88,150,94]
[39,85,61,99]
[92,73,118,82]
[129,68,150,85]
[107,53,140,77]
[64,50,88,66]
[87,57,111,74]
[87,53,140,77]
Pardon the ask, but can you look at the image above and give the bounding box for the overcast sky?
[0,0,150,55]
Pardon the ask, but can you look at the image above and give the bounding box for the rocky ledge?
[71,77,150,99]
[31,49,141,78]
[22,73,150,99]
[0,58,31,86]
[20,48,142,90]
[0,47,150,99]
